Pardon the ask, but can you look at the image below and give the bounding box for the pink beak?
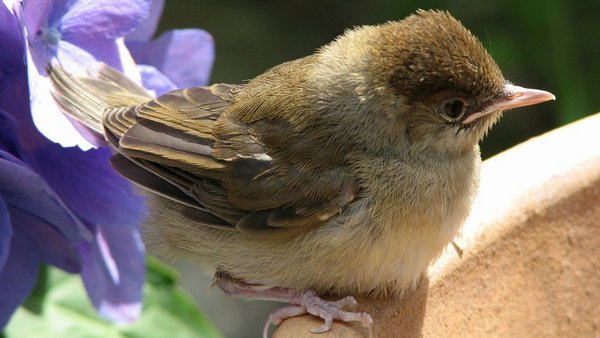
[463,84,556,124]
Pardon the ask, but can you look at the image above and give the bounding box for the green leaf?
[146,256,178,287]
[3,258,221,338]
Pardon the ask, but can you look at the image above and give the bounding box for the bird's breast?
[328,150,480,294]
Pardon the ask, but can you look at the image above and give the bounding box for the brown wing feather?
[112,81,358,238]
[52,60,359,235]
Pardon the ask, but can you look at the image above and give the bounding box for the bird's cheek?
[475,110,503,133]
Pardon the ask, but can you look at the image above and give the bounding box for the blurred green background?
[155,1,599,336]
[157,0,599,159]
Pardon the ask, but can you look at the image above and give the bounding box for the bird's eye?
[441,99,467,121]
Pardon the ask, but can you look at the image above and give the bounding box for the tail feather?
[49,63,152,134]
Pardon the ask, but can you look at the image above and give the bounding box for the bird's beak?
[463,84,556,124]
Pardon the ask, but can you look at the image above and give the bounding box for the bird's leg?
[213,271,373,337]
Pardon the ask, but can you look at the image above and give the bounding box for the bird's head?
[313,10,555,157]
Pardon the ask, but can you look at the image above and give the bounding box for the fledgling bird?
[49,10,555,337]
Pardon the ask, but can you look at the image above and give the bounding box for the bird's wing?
[101,75,358,236]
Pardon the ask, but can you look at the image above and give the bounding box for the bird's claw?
[263,290,373,337]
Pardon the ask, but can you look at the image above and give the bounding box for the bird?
[49,9,555,337]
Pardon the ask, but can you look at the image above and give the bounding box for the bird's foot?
[265,290,373,336]
[213,272,373,337]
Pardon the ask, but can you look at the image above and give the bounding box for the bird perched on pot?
[50,9,555,337]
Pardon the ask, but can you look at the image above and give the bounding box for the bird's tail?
[49,63,152,134]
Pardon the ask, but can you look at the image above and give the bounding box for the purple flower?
[126,0,215,95]
[1,0,216,329]
[0,110,90,328]
[0,0,147,327]
[23,0,151,149]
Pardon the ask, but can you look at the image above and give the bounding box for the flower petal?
[21,0,146,149]
[11,207,82,272]
[2,0,20,13]
[115,38,143,85]
[0,151,91,244]
[30,145,146,322]
[59,37,141,85]
[56,39,113,73]
[0,4,56,153]
[26,40,96,150]
[0,3,46,154]
[32,145,146,228]
[127,0,164,41]
[128,29,214,88]
[60,0,150,40]
[0,0,23,69]
[26,37,139,149]
[80,225,145,323]
[21,0,57,44]
[0,198,12,272]
[0,110,23,159]
[138,64,176,96]
[0,225,41,328]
